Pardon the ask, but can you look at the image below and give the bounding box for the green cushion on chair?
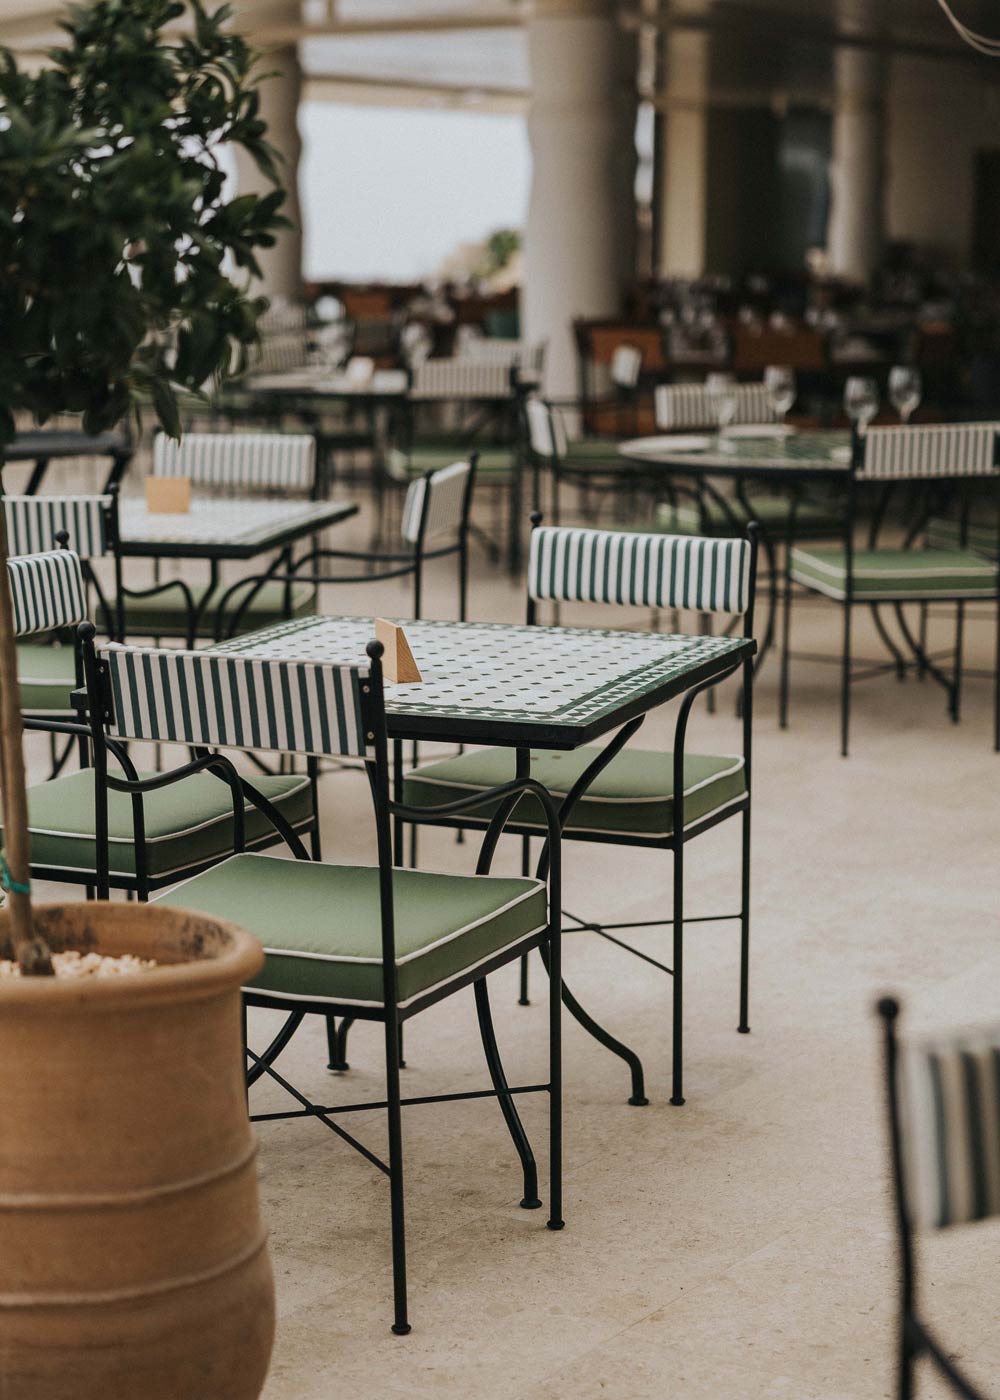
[656,495,841,538]
[403,747,746,840]
[925,516,998,560]
[119,581,315,638]
[9,770,314,879]
[562,439,624,468]
[155,853,546,1007]
[17,642,76,713]
[790,546,999,601]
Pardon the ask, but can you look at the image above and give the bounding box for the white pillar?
[827,47,885,284]
[233,39,304,301]
[522,0,638,398]
[655,28,710,279]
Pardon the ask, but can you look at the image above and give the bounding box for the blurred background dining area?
[4,0,1000,1398]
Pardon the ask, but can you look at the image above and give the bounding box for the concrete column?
[522,0,638,397]
[655,28,710,279]
[827,46,885,284]
[233,36,304,301]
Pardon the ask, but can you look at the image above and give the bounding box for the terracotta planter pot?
[0,902,274,1400]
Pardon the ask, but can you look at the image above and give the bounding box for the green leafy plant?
[0,0,289,969]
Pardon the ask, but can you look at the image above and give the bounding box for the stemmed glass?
[707,371,738,429]
[764,364,796,423]
[844,376,880,434]
[888,365,922,424]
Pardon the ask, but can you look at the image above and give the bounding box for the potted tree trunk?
[0,2,289,1393]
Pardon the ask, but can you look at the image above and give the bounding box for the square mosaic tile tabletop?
[118,497,358,559]
[212,614,753,748]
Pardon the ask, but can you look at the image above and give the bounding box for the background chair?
[216,455,477,638]
[877,996,997,1400]
[1,549,316,901]
[402,521,758,1106]
[780,423,1000,755]
[84,634,566,1335]
[119,431,321,643]
[5,491,123,773]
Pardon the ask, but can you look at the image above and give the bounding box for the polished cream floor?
[29,497,1000,1399]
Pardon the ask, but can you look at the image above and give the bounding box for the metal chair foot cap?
[518,998,531,1007]
[669,1095,685,1106]
[737,1024,750,1034]
[628,1094,650,1107]
[392,1323,412,1336]
[520,1196,543,1210]
[546,1219,565,1231]
[327,1062,349,1073]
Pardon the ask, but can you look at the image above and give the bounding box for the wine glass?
[764,364,796,423]
[888,365,922,424]
[707,371,738,429]
[844,376,880,433]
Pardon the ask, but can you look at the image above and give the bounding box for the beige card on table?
[374,618,422,683]
[145,475,191,514]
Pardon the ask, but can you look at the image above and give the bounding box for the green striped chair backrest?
[98,644,374,759]
[861,423,1000,480]
[400,460,472,545]
[902,1027,1000,1230]
[153,432,316,492]
[4,494,112,559]
[7,550,88,637]
[654,383,775,431]
[529,526,752,615]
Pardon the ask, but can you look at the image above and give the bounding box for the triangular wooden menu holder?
[375,618,422,683]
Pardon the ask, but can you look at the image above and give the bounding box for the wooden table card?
[145,475,191,514]
[374,618,422,683]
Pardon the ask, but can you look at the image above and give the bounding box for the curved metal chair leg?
[538,942,648,1106]
[330,1015,354,1072]
[474,978,541,1208]
[247,1010,306,1087]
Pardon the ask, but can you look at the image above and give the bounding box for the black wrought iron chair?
[215,454,477,640]
[1,549,318,900]
[522,394,647,528]
[877,996,997,1400]
[780,423,1000,756]
[4,489,124,775]
[75,634,566,1335]
[401,520,758,1106]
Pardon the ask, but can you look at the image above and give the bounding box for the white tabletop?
[118,497,357,558]
[246,368,409,397]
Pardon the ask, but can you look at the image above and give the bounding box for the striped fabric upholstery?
[4,495,111,559]
[99,644,373,759]
[457,337,546,373]
[525,397,568,459]
[7,550,88,637]
[654,383,776,431]
[153,433,316,492]
[401,461,472,545]
[903,1026,1000,1231]
[861,423,1000,480]
[529,527,752,615]
[409,359,516,402]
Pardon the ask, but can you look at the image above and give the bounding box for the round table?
[617,429,855,670]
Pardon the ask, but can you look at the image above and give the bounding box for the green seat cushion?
[790,546,998,601]
[10,770,314,880]
[403,746,746,840]
[119,581,315,637]
[155,853,546,1008]
[389,445,514,480]
[562,439,625,468]
[17,642,76,713]
[925,516,998,560]
[656,495,841,538]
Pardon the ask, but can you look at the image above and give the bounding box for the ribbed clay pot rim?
[0,902,263,1008]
